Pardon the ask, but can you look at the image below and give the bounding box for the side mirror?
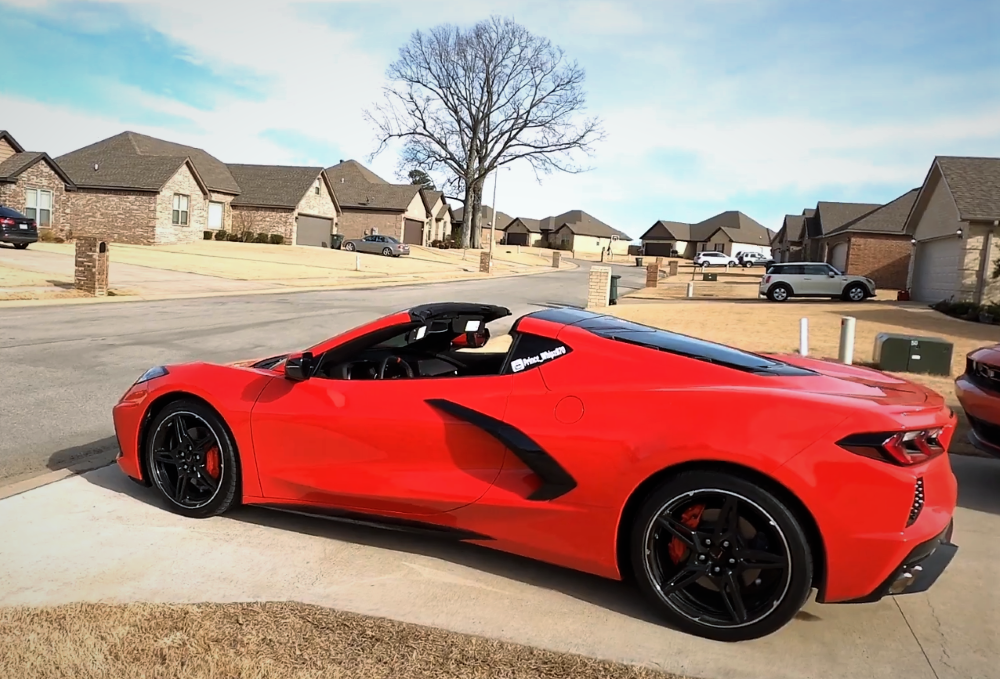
[285,351,314,382]
[828,271,836,278]
[452,328,490,349]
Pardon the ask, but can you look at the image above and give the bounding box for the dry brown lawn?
[0,602,681,679]
[0,263,90,301]
[611,299,1000,457]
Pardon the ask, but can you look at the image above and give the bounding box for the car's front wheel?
[843,283,867,302]
[145,399,240,519]
[630,470,813,642]
[344,242,356,252]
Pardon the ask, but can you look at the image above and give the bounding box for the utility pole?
[489,169,499,255]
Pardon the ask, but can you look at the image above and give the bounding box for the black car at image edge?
[0,205,38,249]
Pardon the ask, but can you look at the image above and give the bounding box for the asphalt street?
[0,262,645,483]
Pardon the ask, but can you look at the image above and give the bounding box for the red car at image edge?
[112,303,959,641]
[955,344,1000,457]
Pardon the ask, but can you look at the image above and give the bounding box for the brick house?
[0,130,76,235]
[818,188,918,289]
[452,205,512,246]
[326,159,430,244]
[771,209,813,262]
[542,210,632,256]
[639,211,772,259]
[800,202,881,261]
[419,189,450,243]
[55,131,241,245]
[904,156,1000,304]
[503,217,544,246]
[226,165,340,246]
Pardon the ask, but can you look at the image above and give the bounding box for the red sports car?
[113,303,959,641]
[955,344,1000,457]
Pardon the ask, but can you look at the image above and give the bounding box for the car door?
[250,372,513,515]
[797,264,829,294]
[359,236,377,254]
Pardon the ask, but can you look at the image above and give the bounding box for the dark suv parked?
[0,205,38,249]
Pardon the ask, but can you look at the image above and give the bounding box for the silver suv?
[759,262,875,302]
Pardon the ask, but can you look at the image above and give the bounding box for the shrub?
[53,236,66,244]
[226,232,241,242]
[203,230,213,240]
[214,230,228,241]
[254,232,269,243]
[269,234,284,245]
[38,228,56,243]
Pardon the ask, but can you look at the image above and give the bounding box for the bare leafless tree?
[367,16,603,249]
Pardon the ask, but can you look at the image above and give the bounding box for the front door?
[250,374,513,515]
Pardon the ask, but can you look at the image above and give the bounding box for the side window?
[803,265,829,276]
[783,265,805,275]
[502,333,572,374]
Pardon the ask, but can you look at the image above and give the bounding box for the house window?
[714,243,725,252]
[24,188,52,226]
[314,180,321,195]
[172,194,189,226]
[208,201,224,229]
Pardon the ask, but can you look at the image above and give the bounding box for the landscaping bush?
[53,236,66,244]
[269,234,284,245]
[204,230,213,240]
[226,232,241,242]
[254,232,269,243]
[38,228,56,243]
[214,230,228,241]
[931,299,1000,324]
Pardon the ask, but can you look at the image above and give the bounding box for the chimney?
[339,159,344,164]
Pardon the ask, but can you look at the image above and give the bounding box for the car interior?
[313,316,511,380]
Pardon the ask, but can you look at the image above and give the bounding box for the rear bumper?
[839,520,957,603]
[1,232,38,244]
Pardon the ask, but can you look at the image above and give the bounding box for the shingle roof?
[640,220,691,241]
[782,214,806,241]
[545,210,631,240]
[813,201,881,237]
[825,188,920,236]
[0,131,25,154]
[435,202,451,219]
[421,189,444,213]
[56,131,238,194]
[0,151,75,187]
[689,211,771,245]
[325,159,390,185]
[937,156,1000,220]
[508,217,541,233]
[227,164,325,209]
[453,205,515,229]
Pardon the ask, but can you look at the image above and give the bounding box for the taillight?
[837,429,947,466]
[0,218,13,226]
[763,275,772,284]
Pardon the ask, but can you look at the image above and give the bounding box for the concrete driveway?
[2,454,997,679]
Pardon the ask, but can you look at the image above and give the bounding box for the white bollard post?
[686,282,694,298]
[839,316,856,364]
[355,254,361,271]
[799,318,809,356]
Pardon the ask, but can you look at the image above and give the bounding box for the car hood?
[761,353,942,408]
[969,344,1000,367]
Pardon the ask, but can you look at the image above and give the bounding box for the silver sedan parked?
[342,234,410,257]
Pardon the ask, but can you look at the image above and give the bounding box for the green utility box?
[702,272,718,282]
[873,333,953,376]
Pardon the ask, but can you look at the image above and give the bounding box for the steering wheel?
[377,355,415,379]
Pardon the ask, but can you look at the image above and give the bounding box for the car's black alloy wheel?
[146,400,239,519]
[631,471,813,641]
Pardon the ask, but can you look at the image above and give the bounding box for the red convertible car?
[113,303,958,641]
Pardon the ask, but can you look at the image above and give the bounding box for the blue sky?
[1,0,998,239]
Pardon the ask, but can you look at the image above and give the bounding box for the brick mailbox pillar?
[552,251,561,268]
[74,237,109,296]
[586,266,612,308]
[656,256,664,268]
[479,251,492,273]
[645,263,660,288]
[668,260,679,277]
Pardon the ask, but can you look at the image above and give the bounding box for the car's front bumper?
[841,520,957,603]
[955,374,1000,457]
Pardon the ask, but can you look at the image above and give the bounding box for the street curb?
[0,460,115,501]
[0,261,578,309]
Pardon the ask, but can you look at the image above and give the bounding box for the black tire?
[13,243,29,250]
[630,470,813,642]
[145,399,240,519]
[843,283,867,302]
[382,247,393,256]
[767,284,791,302]
[344,242,356,252]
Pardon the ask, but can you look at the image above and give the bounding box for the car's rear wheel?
[843,283,867,302]
[145,400,240,519]
[13,243,29,249]
[767,284,791,302]
[382,247,393,256]
[630,470,813,642]
[344,242,356,252]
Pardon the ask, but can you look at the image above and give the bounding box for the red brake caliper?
[205,445,221,479]
[668,504,706,564]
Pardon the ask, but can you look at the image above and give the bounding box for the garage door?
[912,238,962,302]
[829,242,848,272]
[643,242,674,257]
[506,232,529,246]
[403,219,424,245]
[295,215,333,248]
